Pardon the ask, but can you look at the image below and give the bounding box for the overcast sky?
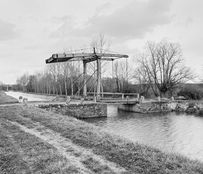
[0,0,202,84]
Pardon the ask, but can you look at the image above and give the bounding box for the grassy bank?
[0,119,83,173]
[0,105,203,173]
[0,91,18,104]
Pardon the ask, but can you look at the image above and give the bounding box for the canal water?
[85,105,203,162]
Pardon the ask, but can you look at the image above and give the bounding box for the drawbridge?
[45,48,129,101]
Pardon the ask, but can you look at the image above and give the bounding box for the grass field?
[0,104,203,174]
[0,91,18,104]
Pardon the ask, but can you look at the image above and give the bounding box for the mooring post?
[83,61,87,97]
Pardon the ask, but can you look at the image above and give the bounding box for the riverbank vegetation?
[1,104,203,173]
[134,41,193,98]
[178,84,203,100]
[0,119,81,173]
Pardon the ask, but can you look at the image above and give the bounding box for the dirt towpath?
[9,120,127,174]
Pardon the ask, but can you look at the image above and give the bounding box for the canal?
[85,104,203,162]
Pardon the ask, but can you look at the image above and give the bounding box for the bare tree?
[16,73,29,92]
[90,34,111,96]
[112,60,133,92]
[90,34,111,53]
[136,41,193,97]
[91,34,132,93]
[134,63,151,96]
[113,61,121,92]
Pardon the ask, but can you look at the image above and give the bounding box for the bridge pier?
[96,58,101,100]
[83,61,87,97]
[83,57,101,100]
[38,103,107,119]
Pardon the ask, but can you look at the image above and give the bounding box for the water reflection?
[85,105,203,162]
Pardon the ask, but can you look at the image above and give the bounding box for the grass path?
[0,119,85,174]
[1,105,203,173]
[10,120,126,173]
[0,105,127,173]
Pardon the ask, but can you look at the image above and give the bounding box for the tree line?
[15,60,133,96]
[14,40,195,98]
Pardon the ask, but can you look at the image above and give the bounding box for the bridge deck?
[99,99,139,104]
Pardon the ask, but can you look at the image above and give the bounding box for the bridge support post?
[83,61,87,97]
[96,58,101,100]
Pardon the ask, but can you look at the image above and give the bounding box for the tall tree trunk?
[64,80,67,96]
[59,85,62,95]
[71,78,73,96]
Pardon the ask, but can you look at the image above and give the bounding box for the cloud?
[50,16,75,38]
[0,19,18,41]
[84,0,172,39]
[52,0,173,41]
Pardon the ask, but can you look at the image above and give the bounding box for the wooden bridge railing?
[87,92,139,99]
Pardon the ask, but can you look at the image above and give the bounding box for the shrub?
[198,109,203,116]
[177,86,203,100]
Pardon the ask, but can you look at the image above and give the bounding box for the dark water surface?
[85,105,203,162]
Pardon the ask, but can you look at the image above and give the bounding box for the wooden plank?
[96,53,128,58]
[46,57,116,64]
[51,52,128,59]
[46,52,128,64]
[45,57,74,64]
[52,53,94,58]
[87,92,138,96]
